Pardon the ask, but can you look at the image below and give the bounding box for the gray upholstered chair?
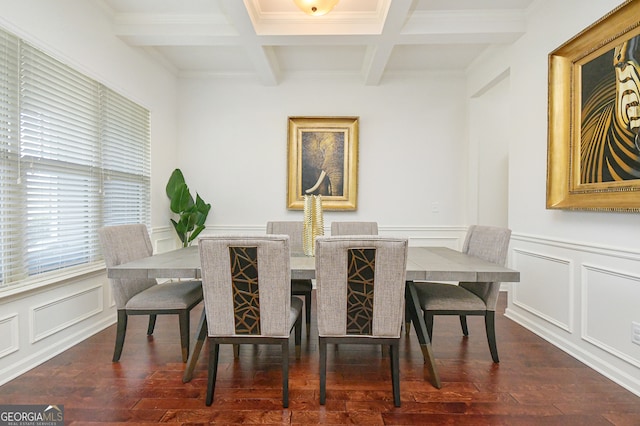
[198,235,303,408]
[330,221,378,236]
[315,236,408,407]
[411,225,511,363]
[266,221,312,336]
[98,224,203,362]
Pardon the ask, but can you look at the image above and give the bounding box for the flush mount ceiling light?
[293,0,340,16]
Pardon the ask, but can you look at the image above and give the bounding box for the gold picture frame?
[547,0,640,211]
[287,116,359,210]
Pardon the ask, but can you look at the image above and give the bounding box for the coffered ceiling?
[100,0,534,85]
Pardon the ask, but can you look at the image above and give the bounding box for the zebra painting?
[580,35,640,183]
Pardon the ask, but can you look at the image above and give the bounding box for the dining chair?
[410,225,512,363]
[198,235,303,408]
[266,221,312,337]
[98,224,203,362]
[315,236,408,407]
[330,221,378,236]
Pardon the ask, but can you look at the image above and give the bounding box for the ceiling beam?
[109,2,528,86]
[112,8,526,47]
[362,0,412,86]
[218,0,280,86]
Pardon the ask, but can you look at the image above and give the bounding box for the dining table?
[107,244,520,389]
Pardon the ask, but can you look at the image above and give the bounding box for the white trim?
[30,285,104,343]
[0,313,19,358]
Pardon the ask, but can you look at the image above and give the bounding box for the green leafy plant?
[165,168,211,247]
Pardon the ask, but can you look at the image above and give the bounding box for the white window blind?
[0,28,150,289]
[101,88,151,226]
[0,31,21,284]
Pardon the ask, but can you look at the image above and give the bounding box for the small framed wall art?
[287,116,359,210]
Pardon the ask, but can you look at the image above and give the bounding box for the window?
[0,28,150,290]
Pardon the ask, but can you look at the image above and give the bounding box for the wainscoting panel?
[0,313,19,358]
[511,248,573,332]
[506,234,640,397]
[0,272,115,386]
[582,263,640,369]
[151,225,179,253]
[31,285,104,343]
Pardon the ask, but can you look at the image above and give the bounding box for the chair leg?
[206,341,219,406]
[390,342,401,407]
[178,310,190,363]
[113,310,128,362]
[282,341,289,408]
[485,311,500,363]
[404,295,411,336]
[294,311,302,359]
[460,315,469,336]
[424,312,434,341]
[304,290,312,337]
[319,337,327,405]
[147,314,157,335]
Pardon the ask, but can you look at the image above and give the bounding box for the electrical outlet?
[632,322,640,346]
[431,202,440,213]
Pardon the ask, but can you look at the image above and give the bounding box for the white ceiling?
[99,0,534,85]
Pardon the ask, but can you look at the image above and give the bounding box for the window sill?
[0,262,106,300]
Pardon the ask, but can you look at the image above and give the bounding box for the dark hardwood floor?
[1,293,639,425]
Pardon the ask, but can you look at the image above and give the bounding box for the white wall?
[467,0,640,396]
[469,72,510,227]
[0,0,178,385]
[176,73,469,230]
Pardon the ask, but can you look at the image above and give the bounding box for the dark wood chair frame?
[319,336,401,407]
[114,298,202,363]
[206,315,303,408]
[425,308,499,363]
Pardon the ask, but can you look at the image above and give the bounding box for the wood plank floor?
[1,293,639,425]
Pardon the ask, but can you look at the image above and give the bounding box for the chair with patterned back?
[266,221,313,336]
[330,221,378,236]
[98,224,203,362]
[411,225,512,363]
[315,236,408,407]
[198,235,303,408]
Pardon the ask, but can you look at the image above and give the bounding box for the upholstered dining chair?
[330,221,378,236]
[98,224,203,362]
[411,225,512,363]
[198,235,303,408]
[315,236,408,407]
[266,221,312,336]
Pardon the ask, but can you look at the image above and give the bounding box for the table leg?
[182,309,208,383]
[405,281,441,389]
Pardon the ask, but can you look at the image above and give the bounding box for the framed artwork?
[547,0,640,211]
[287,116,359,210]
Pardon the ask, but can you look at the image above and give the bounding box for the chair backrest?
[330,221,378,236]
[266,221,304,256]
[460,225,512,310]
[315,236,408,338]
[98,224,157,309]
[198,235,292,338]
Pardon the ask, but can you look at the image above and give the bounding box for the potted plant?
[165,168,212,247]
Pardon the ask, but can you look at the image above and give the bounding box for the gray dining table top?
[106,245,520,283]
